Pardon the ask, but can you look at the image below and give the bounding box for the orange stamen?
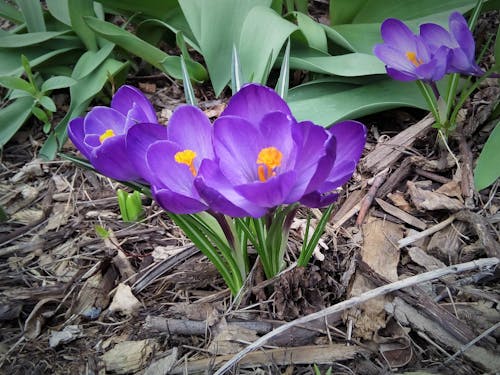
[99,129,116,144]
[256,147,282,182]
[405,51,423,67]
[174,149,197,176]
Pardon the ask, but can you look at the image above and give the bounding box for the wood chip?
[375,198,427,230]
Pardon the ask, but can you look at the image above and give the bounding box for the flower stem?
[416,80,441,126]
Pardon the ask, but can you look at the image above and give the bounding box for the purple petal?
[316,121,366,193]
[195,159,267,218]
[146,141,201,198]
[300,191,339,208]
[91,135,139,181]
[380,18,417,51]
[449,12,475,59]
[111,85,157,123]
[84,107,127,136]
[68,117,92,160]
[258,112,296,170]
[126,123,168,182]
[221,83,292,125]
[153,186,208,214]
[235,171,297,208]
[286,121,332,200]
[213,116,261,184]
[374,44,416,73]
[386,67,419,81]
[420,23,454,51]
[167,105,214,163]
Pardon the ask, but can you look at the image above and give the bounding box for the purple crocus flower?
[68,85,158,181]
[373,18,449,82]
[127,105,214,214]
[194,84,366,217]
[420,12,483,76]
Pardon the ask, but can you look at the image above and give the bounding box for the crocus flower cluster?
[373,12,483,82]
[68,84,366,218]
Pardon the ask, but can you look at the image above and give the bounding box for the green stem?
[416,80,441,125]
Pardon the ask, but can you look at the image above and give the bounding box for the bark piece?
[387,297,500,372]
[362,115,434,173]
[427,222,467,263]
[376,198,427,230]
[169,344,368,374]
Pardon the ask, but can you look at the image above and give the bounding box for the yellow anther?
[174,149,197,176]
[99,129,116,144]
[405,51,423,67]
[256,147,282,182]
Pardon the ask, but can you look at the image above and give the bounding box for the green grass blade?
[231,45,243,94]
[0,31,69,48]
[181,58,197,106]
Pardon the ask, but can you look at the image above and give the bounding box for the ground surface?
[0,8,499,375]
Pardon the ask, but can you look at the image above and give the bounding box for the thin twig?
[443,321,500,365]
[213,257,498,375]
[398,215,456,248]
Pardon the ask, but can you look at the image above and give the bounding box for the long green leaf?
[179,0,271,95]
[68,0,98,51]
[290,48,385,76]
[288,79,427,126]
[46,0,71,25]
[329,0,368,25]
[72,43,114,80]
[97,0,180,20]
[16,0,46,32]
[238,6,297,85]
[0,2,23,23]
[290,11,328,53]
[474,122,500,191]
[0,97,35,147]
[84,16,207,81]
[275,38,291,99]
[0,31,69,48]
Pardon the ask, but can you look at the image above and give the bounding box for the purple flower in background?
[420,12,483,76]
[127,105,214,214]
[373,18,449,82]
[68,85,158,181]
[195,84,366,217]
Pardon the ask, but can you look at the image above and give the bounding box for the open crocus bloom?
[195,84,366,217]
[373,18,449,82]
[68,85,158,181]
[127,105,214,214]
[420,12,483,76]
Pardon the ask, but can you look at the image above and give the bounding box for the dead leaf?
[387,192,412,212]
[49,325,83,348]
[436,180,463,201]
[346,215,402,340]
[407,181,464,211]
[24,298,58,339]
[101,340,157,374]
[108,283,141,316]
[10,208,44,225]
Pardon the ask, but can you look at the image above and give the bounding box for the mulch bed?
[1,11,499,375]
